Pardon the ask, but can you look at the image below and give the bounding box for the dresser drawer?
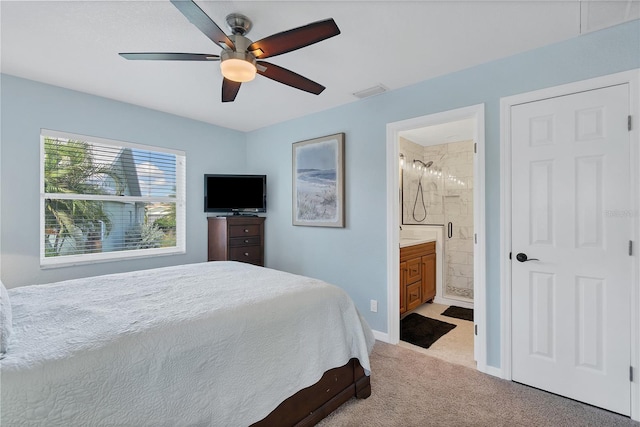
[229,245,262,261]
[229,236,261,247]
[229,224,261,237]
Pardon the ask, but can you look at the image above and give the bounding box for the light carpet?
[317,341,638,427]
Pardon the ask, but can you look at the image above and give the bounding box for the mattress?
[1,261,374,426]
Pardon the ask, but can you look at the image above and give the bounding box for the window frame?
[40,129,186,268]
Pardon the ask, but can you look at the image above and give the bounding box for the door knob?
[516,252,539,262]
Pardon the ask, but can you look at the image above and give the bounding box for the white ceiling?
[1,1,637,132]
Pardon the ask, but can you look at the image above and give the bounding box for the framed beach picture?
[292,133,345,227]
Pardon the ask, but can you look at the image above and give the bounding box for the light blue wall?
[245,20,640,368]
[0,74,246,286]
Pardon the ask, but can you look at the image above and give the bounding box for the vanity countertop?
[400,238,436,248]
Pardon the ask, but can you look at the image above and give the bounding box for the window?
[40,130,186,266]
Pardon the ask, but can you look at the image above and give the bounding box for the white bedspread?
[1,261,374,426]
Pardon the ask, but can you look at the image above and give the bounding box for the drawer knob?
[244,239,249,243]
[244,229,249,233]
[244,252,249,256]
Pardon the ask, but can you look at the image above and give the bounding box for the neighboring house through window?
[40,129,186,266]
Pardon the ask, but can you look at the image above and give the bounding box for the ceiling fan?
[119,0,340,103]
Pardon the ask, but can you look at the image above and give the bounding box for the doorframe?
[386,103,488,373]
[499,69,640,421]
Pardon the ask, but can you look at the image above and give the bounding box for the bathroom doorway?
[400,130,475,308]
[386,104,488,373]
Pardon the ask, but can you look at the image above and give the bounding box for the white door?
[511,84,632,415]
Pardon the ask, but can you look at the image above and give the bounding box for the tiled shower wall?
[400,137,445,224]
[400,137,474,300]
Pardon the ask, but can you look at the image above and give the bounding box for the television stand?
[208,216,265,266]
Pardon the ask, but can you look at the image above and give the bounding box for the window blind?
[41,130,185,266]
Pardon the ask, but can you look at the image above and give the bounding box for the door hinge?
[474,143,477,153]
[630,240,633,256]
[631,366,634,382]
[629,115,632,131]
[475,324,478,336]
[509,252,512,260]
[474,233,477,244]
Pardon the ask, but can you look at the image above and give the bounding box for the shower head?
[412,159,433,169]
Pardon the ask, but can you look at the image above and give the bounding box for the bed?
[0,261,374,426]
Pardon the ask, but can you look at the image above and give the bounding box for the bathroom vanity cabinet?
[400,241,436,314]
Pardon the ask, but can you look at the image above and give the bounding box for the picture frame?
[292,133,345,227]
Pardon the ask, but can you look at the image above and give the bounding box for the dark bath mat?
[441,306,474,322]
[400,313,456,349]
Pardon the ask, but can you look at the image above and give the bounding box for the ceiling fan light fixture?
[220,58,256,82]
[220,49,257,83]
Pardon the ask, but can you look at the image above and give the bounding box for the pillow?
[0,280,12,355]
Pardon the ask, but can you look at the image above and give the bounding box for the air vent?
[580,0,639,34]
[353,84,388,99]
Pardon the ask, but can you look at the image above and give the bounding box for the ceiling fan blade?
[248,18,340,59]
[119,53,220,61]
[257,61,325,95]
[170,0,235,50]
[222,78,242,102]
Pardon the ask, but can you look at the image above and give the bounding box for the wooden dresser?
[400,241,436,314]
[207,216,265,266]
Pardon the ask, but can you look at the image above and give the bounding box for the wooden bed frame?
[252,358,371,426]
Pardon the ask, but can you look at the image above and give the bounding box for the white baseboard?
[477,363,503,379]
[372,329,390,343]
[434,295,474,310]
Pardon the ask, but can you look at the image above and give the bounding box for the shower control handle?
[516,252,539,262]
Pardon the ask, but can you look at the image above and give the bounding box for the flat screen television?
[204,174,266,214]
